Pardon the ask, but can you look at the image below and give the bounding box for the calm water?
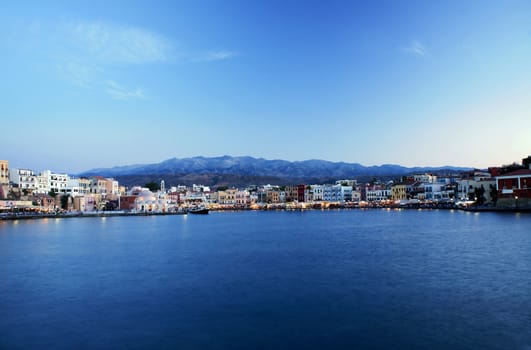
[1,210,530,350]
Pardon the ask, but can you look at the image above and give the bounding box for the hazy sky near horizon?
[1,0,531,173]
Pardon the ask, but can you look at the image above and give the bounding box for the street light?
[515,195,519,209]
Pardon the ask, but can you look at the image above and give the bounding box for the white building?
[413,174,437,183]
[335,179,357,187]
[422,183,452,201]
[90,177,108,195]
[340,185,353,202]
[66,177,81,196]
[9,168,38,191]
[192,184,211,193]
[235,190,251,206]
[304,188,313,203]
[134,190,168,213]
[366,189,391,202]
[310,185,324,201]
[323,184,345,202]
[184,191,208,203]
[170,185,188,193]
[472,171,492,181]
[457,178,496,202]
[78,178,91,195]
[109,179,120,196]
[36,174,49,194]
[38,170,69,194]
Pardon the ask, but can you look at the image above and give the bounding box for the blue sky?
[1,0,530,173]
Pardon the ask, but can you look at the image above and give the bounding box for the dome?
[137,190,156,201]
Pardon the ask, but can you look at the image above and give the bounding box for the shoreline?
[0,211,186,221]
[1,205,530,221]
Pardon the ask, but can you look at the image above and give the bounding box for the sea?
[1,209,530,350]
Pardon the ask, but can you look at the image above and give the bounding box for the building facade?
[0,160,8,185]
[9,168,38,191]
[391,182,413,201]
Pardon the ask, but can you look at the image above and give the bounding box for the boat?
[188,206,209,215]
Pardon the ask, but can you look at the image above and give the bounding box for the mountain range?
[80,156,473,187]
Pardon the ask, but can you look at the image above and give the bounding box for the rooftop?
[498,169,531,177]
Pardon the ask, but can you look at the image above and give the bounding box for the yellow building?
[0,160,9,199]
[391,183,413,201]
[78,178,91,194]
[217,189,237,205]
[266,190,281,203]
[0,160,9,185]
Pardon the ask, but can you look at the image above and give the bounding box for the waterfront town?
[1,156,530,218]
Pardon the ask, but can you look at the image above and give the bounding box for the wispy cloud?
[105,80,145,100]
[12,19,238,100]
[56,62,101,87]
[201,50,238,62]
[56,21,170,99]
[403,40,429,57]
[66,21,173,64]
[64,21,238,65]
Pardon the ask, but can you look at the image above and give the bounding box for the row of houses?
[0,160,126,212]
[1,155,530,212]
[211,183,359,206]
[4,168,121,197]
[209,177,482,206]
[191,158,531,209]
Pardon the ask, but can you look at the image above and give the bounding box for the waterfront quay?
[1,156,530,217]
[3,201,529,222]
[0,210,187,221]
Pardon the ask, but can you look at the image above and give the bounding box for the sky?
[1,0,531,173]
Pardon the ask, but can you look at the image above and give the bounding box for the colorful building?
[496,169,531,208]
[0,160,9,185]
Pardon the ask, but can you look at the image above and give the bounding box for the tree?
[60,195,70,210]
[144,181,160,192]
[48,190,58,198]
[217,185,228,191]
[473,185,486,205]
[105,200,118,211]
[8,189,20,200]
[489,184,498,204]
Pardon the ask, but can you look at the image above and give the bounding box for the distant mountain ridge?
[80,155,472,180]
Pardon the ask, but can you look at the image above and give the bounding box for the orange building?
[0,160,8,185]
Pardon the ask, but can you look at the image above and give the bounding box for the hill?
[80,156,472,187]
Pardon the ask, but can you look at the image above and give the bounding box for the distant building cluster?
[1,155,530,214]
